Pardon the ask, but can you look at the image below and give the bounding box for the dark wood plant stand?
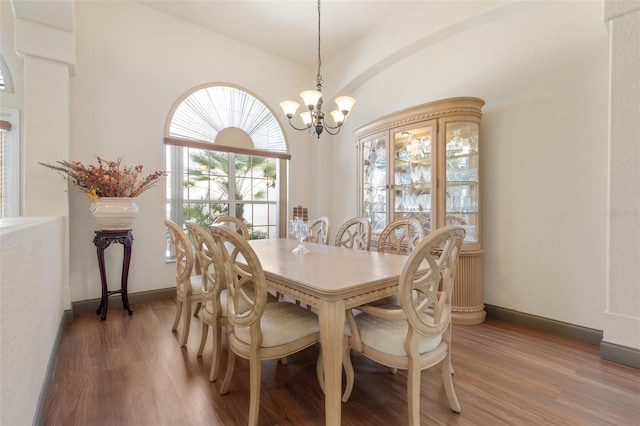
[93,229,134,320]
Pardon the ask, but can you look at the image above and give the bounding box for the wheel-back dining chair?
[334,217,372,251]
[185,222,228,381]
[165,219,203,347]
[306,216,330,245]
[377,217,426,255]
[214,215,250,240]
[367,217,427,308]
[211,224,322,426]
[343,226,466,425]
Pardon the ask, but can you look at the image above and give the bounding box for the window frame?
[0,107,20,218]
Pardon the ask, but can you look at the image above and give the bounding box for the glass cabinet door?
[391,122,435,234]
[444,121,479,244]
[361,134,387,233]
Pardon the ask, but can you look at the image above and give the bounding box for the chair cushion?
[234,302,320,347]
[205,289,229,316]
[178,275,203,296]
[189,275,203,295]
[352,312,442,356]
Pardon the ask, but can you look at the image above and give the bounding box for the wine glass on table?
[290,217,311,254]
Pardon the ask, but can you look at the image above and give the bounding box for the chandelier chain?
[316,0,322,82]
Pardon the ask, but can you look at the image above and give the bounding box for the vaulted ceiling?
[137,1,506,68]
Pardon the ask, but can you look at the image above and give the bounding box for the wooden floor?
[44,298,640,426]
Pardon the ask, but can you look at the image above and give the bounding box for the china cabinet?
[355,97,485,324]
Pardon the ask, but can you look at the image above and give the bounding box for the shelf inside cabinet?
[394,183,432,192]
[394,157,432,166]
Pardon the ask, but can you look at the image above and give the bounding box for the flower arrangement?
[39,157,167,199]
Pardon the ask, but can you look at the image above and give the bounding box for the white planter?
[90,197,139,230]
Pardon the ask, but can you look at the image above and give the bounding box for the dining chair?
[377,217,426,255]
[211,224,322,426]
[343,226,466,425]
[213,215,250,240]
[334,217,372,250]
[165,219,203,347]
[184,222,228,381]
[306,216,330,245]
[187,221,279,381]
[367,217,427,308]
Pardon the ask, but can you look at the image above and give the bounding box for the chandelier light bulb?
[300,90,322,109]
[300,111,313,125]
[335,96,356,114]
[280,101,300,118]
[330,110,345,125]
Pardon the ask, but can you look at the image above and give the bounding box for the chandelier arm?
[287,118,313,132]
[323,121,344,130]
[323,125,343,136]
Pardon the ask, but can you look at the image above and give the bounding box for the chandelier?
[280,0,356,138]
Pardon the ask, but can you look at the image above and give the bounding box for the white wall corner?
[605,2,640,352]
[11,0,76,74]
[604,0,640,23]
[14,18,76,73]
[603,312,640,349]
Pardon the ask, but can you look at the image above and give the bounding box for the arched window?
[165,85,289,253]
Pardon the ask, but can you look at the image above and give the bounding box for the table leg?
[96,244,109,321]
[318,299,346,426]
[121,241,133,316]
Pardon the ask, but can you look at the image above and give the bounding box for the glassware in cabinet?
[360,134,387,233]
[444,121,480,244]
[392,124,435,233]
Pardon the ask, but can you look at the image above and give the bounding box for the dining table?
[248,238,408,426]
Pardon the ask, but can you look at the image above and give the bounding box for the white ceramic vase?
[90,197,139,230]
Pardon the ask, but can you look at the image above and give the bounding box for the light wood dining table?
[248,238,408,426]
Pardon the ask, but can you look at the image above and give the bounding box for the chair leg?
[407,358,421,426]
[316,350,324,394]
[247,355,262,426]
[172,300,183,331]
[220,349,236,395]
[197,322,209,357]
[442,355,461,413]
[209,320,222,382]
[316,337,355,403]
[180,300,192,347]
[342,336,354,402]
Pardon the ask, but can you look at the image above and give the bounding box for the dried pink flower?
[40,157,168,198]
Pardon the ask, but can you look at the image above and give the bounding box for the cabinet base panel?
[451,250,484,325]
[452,307,486,325]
